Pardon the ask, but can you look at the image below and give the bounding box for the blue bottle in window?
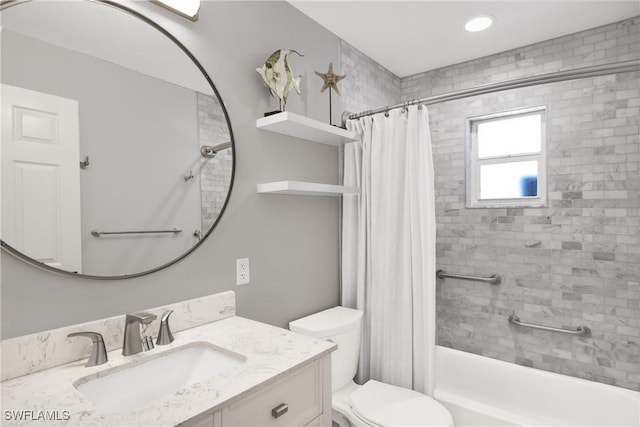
[520,176,538,197]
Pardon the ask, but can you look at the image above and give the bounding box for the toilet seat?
[349,380,453,427]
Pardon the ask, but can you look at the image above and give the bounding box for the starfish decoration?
[315,63,346,95]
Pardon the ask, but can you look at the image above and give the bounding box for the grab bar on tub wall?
[508,314,591,337]
[91,228,182,237]
[436,269,501,285]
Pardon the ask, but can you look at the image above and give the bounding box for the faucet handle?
[156,310,174,346]
[126,311,157,324]
[68,332,108,367]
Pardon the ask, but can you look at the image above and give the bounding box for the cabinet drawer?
[303,415,321,427]
[222,360,321,427]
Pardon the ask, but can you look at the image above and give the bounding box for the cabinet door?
[222,360,321,427]
[180,412,216,427]
[304,415,322,427]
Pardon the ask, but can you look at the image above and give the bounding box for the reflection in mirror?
[0,0,234,278]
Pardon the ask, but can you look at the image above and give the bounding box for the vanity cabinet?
[222,359,322,426]
[185,416,219,427]
[184,356,331,427]
[2,307,336,427]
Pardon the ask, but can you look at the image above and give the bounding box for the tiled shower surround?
[197,92,232,231]
[339,40,400,117]
[340,17,639,390]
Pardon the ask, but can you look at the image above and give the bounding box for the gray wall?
[1,1,341,337]
[339,40,401,115]
[2,31,203,276]
[342,17,639,390]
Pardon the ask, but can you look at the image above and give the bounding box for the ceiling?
[288,1,640,78]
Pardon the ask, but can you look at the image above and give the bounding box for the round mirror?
[0,0,235,279]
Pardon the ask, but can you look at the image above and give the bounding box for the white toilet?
[290,307,453,427]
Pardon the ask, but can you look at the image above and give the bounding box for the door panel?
[2,84,82,272]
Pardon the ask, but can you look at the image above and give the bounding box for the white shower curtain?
[342,105,436,396]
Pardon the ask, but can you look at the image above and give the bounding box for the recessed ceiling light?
[465,15,494,32]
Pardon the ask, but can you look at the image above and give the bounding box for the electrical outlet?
[236,258,250,285]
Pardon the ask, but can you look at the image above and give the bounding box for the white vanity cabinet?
[184,355,332,427]
[2,312,336,427]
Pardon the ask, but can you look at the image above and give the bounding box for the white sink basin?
[75,344,244,414]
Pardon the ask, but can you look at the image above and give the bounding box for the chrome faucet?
[67,331,108,367]
[122,312,157,356]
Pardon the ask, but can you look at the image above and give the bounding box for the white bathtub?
[435,346,640,427]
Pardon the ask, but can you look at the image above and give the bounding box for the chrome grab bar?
[91,228,182,237]
[436,269,501,285]
[508,314,591,337]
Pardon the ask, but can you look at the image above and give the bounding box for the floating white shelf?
[257,181,360,196]
[256,111,358,146]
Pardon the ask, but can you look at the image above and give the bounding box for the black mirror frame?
[0,0,235,280]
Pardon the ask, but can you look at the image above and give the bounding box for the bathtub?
[434,346,640,426]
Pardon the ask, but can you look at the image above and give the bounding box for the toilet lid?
[350,380,453,427]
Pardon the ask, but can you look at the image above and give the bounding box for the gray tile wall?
[197,92,232,231]
[401,18,640,101]
[339,40,401,116]
[341,17,639,390]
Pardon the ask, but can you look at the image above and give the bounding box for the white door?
[1,84,82,273]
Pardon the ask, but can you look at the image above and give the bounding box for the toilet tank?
[289,307,363,392]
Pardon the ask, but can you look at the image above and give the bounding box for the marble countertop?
[1,316,336,427]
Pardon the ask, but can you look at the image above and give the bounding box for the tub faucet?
[122,311,157,356]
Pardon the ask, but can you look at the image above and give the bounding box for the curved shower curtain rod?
[346,59,640,121]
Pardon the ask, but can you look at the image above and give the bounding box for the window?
[467,107,546,207]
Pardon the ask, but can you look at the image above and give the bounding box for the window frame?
[466,106,547,208]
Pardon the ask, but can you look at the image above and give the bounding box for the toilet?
[290,307,453,427]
